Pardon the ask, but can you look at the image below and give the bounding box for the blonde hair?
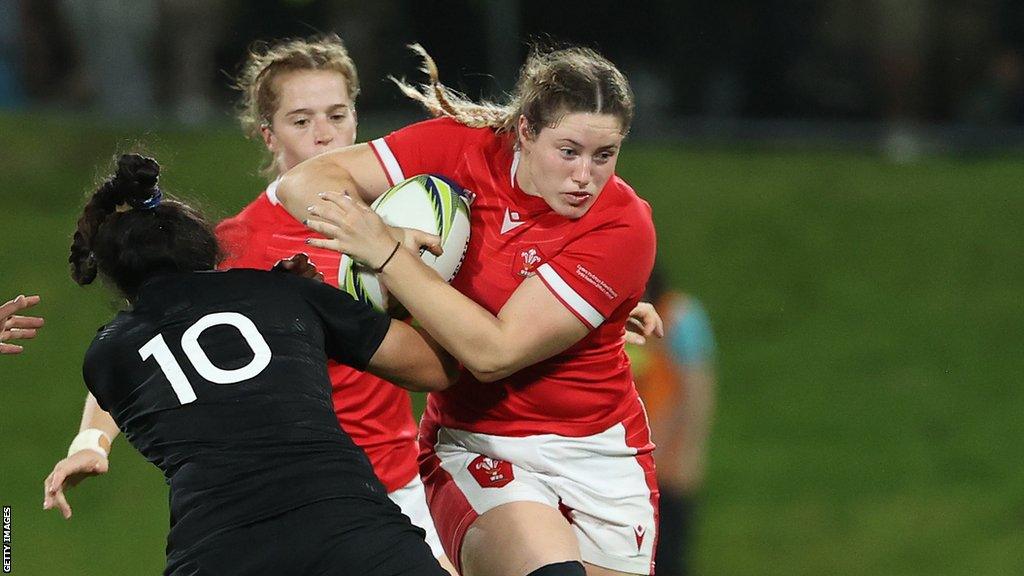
[392,43,634,137]
[235,34,359,175]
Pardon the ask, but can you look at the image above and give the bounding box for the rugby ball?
[338,174,471,313]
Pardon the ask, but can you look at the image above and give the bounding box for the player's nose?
[571,158,592,187]
[313,118,335,146]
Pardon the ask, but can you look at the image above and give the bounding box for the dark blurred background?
[4,0,1024,155]
[1,2,1023,576]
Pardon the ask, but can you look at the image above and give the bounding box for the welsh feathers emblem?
[468,455,515,488]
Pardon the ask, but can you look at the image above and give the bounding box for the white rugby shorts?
[419,408,659,575]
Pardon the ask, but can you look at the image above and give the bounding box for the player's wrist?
[68,428,111,459]
[374,241,402,273]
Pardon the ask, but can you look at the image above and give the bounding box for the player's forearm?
[368,323,459,392]
[278,143,389,220]
[278,157,357,222]
[79,393,119,453]
[379,250,525,382]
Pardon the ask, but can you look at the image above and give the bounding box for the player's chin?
[553,193,597,219]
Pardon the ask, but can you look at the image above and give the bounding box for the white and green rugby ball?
[339,174,471,313]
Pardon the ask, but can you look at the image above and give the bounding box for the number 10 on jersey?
[138,312,273,404]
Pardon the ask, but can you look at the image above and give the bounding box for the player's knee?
[526,560,586,576]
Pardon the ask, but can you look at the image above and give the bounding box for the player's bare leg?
[438,554,458,576]
[460,502,581,576]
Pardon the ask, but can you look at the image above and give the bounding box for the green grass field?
[1,111,1022,575]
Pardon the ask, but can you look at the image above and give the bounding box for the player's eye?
[330,113,348,122]
[594,150,616,164]
[559,148,579,159]
[293,118,310,127]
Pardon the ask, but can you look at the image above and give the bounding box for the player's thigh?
[461,501,581,576]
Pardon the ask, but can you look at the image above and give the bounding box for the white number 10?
[138,312,272,405]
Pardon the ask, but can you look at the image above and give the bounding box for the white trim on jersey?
[537,263,605,328]
[370,138,405,186]
[510,149,521,188]
[265,177,282,206]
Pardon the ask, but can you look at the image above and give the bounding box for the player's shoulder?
[416,116,492,134]
[590,175,654,231]
[83,309,142,373]
[604,175,649,211]
[207,268,297,293]
[392,116,500,146]
[137,270,286,306]
[87,311,131,347]
[216,191,277,231]
[228,268,340,305]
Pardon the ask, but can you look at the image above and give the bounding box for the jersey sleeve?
[81,329,115,413]
[290,276,392,370]
[215,217,260,270]
[369,117,479,186]
[535,205,656,329]
[669,298,716,366]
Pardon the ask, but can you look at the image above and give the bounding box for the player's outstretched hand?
[272,253,325,283]
[43,451,109,519]
[625,301,664,346]
[1,294,44,355]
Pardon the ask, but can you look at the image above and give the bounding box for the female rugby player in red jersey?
[277,45,659,576]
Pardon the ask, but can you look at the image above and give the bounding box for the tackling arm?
[276,143,392,223]
[367,322,460,392]
[377,248,588,382]
[303,190,593,382]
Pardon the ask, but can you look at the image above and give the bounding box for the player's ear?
[517,115,536,144]
[261,124,276,152]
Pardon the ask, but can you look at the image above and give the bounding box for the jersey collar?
[508,148,554,215]
[265,177,283,205]
[510,149,521,189]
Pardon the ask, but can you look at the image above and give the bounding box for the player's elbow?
[275,159,329,207]
[454,329,535,382]
[276,171,297,202]
[402,377,450,392]
[463,353,519,383]
[467,368,507,383]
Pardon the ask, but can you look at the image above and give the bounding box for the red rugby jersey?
[215,183,419,492]
[370,118,656,437]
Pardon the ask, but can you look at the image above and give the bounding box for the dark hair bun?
[112,154,161,209]
[69,230,98,285]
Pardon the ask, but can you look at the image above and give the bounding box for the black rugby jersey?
[83,269,392,552]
